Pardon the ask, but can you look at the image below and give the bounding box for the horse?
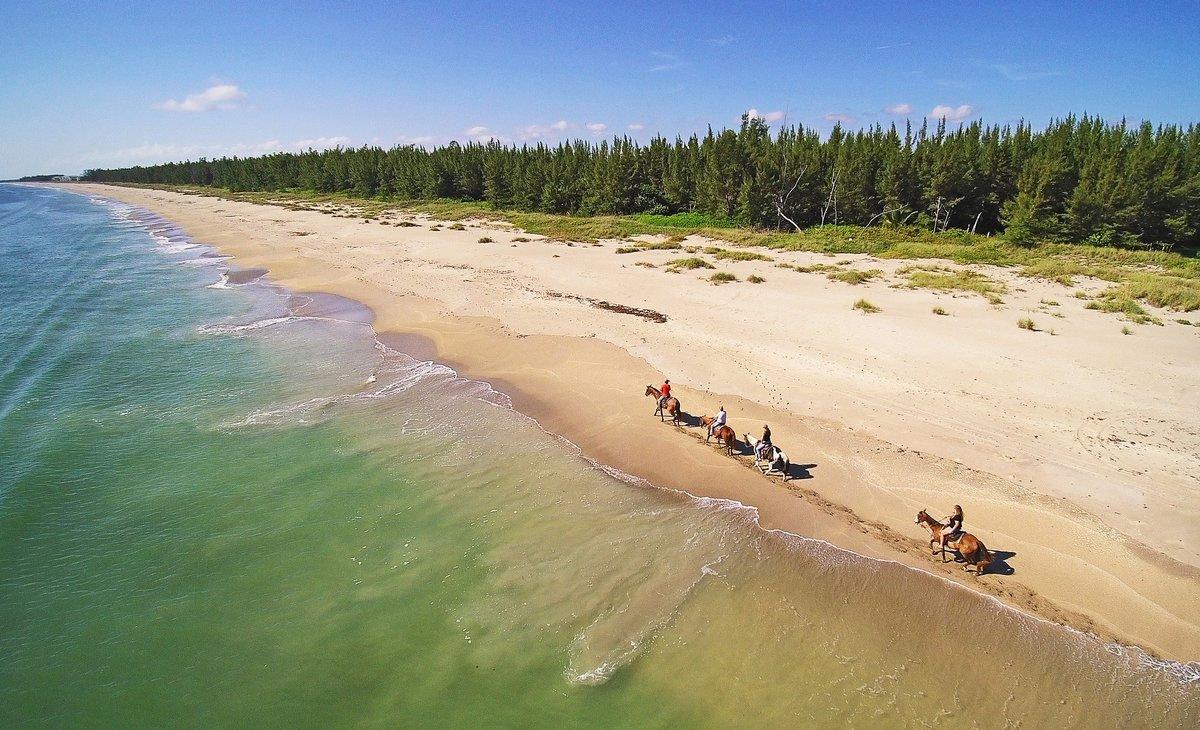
[743,433,790,480]
[644,385,682,424]
[699,415,736,455]
[915,509,993,575]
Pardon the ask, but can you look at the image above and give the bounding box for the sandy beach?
[64,183,1200,662]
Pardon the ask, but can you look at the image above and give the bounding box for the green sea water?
[1,185,1197,727]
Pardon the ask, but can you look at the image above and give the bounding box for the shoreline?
[49,182,1200,664]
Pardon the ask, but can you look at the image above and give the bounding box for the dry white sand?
[66,183,1200,661]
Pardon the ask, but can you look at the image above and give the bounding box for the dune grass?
[667,257,714,270]
[747,274,766,283]
[827,268,883,285]
[703,247,773,262]
[134,184,1200,318]
[853,298,881,313]
[900,267,1006,300]
[1018,317,1037,331]
[709,271,738,283]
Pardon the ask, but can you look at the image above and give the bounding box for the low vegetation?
[853,298,881,313]
[709,271,738,283]
[667,257,714,270]
[747,274,766,284]
[1084,293,1162,325]
[900,266,1007,300]
[1018,317,1037,330]
[932,306,948,315]
[703,247,773,262]
[828,268,883,285]
[478,236,494,243]
[114,184,1200,324]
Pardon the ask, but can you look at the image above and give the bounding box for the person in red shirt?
[658,379,671,410]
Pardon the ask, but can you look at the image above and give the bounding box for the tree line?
[84,115,1200,249]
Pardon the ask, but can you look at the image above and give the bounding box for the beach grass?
[827,268,883,285]
[667,257,715,270]
[853,298,881,313]
[130,184,1200,318]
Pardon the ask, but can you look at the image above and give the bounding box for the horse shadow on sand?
[942,546,1017,576]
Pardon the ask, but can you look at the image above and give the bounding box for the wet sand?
[59,183,1200,663]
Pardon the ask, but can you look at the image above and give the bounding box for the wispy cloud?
[157,83,246,113]
[885,103,912,115]
[84,139,282,165]
[746,108,785,123]
[708,35,735,47]
[627,123,646,132]
[874,42,911,51]
[991,63,1061,81]
[519,120,573,140]
[463,125,509,144]
[649,51,685,72]
[585,122,608,135]
[930,104,974,122]
[823,112,856,124]
[294,136,350,150]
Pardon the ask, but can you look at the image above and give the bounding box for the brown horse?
[700,415,737,455]
[644,385,682,424]
[915,510,993,575]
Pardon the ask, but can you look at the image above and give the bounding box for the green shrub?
[1018,317,1036,330]
[704,247,773,262]
[828,268,883,285]
[853,298,881,313]
[709,271,738,283]
[667,257,715,270]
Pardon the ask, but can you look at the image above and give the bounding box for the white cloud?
[824,113,856,124]
[294,136,350,150]
[930,104,973,121]
[627,123,645,131]
[885,103,912,115]
[745,109,785,123]
[465,125,491,137]
[649,51,685,72]
[709,35,735,47]
[585,122,608,135]
[157,83,246,113]
[991,64,1061,82]
[84,139,282,165]
[519,120,574,140]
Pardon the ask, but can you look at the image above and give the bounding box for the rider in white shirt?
[709,406,727,437]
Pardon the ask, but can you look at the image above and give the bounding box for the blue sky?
[3,0,1198,178]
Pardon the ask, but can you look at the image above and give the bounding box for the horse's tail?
[782,455,790,480]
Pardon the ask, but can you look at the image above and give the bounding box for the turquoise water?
[1,185,1197,727]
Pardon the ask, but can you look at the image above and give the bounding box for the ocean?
[0,184,1196,727]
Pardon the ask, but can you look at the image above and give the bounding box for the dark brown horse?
[915,510,993,575]
[644,385,682,424]
[700,415,736,455]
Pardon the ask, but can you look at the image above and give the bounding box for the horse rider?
[939,505,965,552]
[758,424,773,459]
[708,405,728,438]
[658,379,672,410]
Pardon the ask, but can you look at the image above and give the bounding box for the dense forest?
[84,116,1200,250]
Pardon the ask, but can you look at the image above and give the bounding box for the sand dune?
[67,183,1200,661]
